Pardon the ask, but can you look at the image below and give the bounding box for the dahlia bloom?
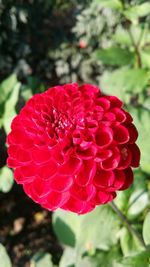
[7,84,140,214]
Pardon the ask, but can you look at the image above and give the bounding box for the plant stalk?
[109,201,147,250]
[128,28,142,68]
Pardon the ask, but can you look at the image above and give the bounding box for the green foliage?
[53,206,120,252]
[0,244,12,267]
[100,68,149,100]
[129,107,150,173]
[76,206,120,252]
[59,247,76,267]
[143,212,150,246]
[2,82,21,134]
[127,189,149,217]
[119,250,150,267]
[94,0,123,10]
[53,206,121,266]
[124,3,150,22]
[0,74,20,129]
[53,210,80,247]
[0,74,17,105]
[120,227,143,256]
[0,166,14,193]
[31,252,54,267]
[95,47,134,66]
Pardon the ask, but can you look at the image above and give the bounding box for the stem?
[128,29,142,68]
[120,0,125,9]
[128,189,147,209]
[109,201,147,249]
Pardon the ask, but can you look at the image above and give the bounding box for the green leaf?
[2,82,21,134]
[127,189,149,218]
[100,68,149,100]
[90,246,122,267]
[76,206,120,253]
[59,247,76,267]
[0,244,12,267]
[114,190,131,212]
[0,166,14,193]
[76,256,96,267]
[113,26,132,46]
[63,247,122,267]
[95,47,134,66]
[118,250,150,267]
[126,170,148,218]
[94,0,123,10]
[0,74,18,105]
[143,211,150,246]
[52,210,80,247]
[53,206,120,253]
[21,85,33,101]
[31,252,54,267]
[120,227,143,257]
[129,107,150,173]
[59,247,97,267]
[124,3,150,22]
[141,51,150,68]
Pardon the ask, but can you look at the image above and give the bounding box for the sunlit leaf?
[52,210,80,247]
[113,26,132,46]
[53,206,120,253]
[124,3,150,22]
[0,166,14,193]
[59,247,76,267]
[76,206,120,253]
[114,190,131,212]
[143,211,150,246]
[94,0,123,10]
[141,51,150,69]
[100,68,149,100]
[129,107,150,173]
[120,227,143,257]
[31,252,54,267]
[89,246,122,267]
[0,244,12,267]
[0,74,17,105]
[2,82,21,134]
[127,189,149,218]
[118,250,150,267]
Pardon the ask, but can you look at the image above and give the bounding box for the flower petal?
[94,170,115,188]
[95,128,113,148]
[59,155,82,175]
[32,147,51,163]
[38,160,58,180]
[119,168,133,190]
[49,174,73,192]
[71,183,96,201]
[62,196,86,214]
[42,191,70,210]
[113,125,129,144]
[129,144,140,167]
[75,160,96,186]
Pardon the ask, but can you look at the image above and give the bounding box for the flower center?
[51,108,74,137]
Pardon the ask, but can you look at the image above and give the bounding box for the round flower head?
[7,84,140,214]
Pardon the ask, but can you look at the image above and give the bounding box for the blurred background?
[1,0,150,266]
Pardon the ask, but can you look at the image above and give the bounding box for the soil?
[0,184,62,267]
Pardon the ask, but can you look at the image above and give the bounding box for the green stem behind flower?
[109,201,147,250]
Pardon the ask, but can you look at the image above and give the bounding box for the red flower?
[7,84,140,214]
